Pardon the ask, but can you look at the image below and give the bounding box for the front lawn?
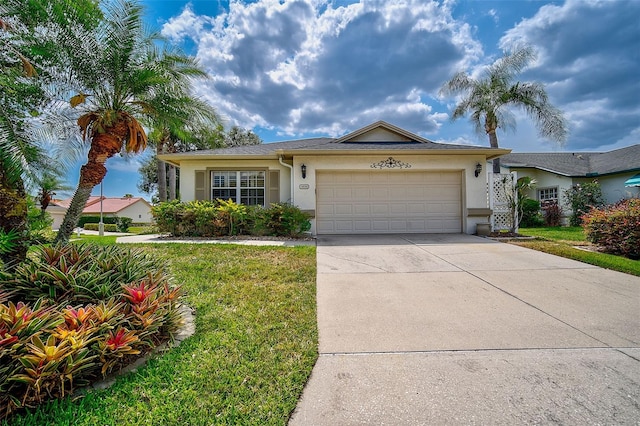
[514,227,640,276]
[4,244,317,425]
[517,226,587,243]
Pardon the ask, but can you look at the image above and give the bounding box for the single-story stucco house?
[48,196,153,229]
[160,121,509,235]
[499,144,640,216]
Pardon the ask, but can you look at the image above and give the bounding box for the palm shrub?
[0,244,183,420]
[582,198,640,259]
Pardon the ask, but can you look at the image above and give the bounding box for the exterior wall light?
[475,162,482,178]
[301,164,307,179]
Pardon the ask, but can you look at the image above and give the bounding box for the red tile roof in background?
[52,197,149,214]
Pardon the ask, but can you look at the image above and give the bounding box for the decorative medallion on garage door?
[370,157,412,169]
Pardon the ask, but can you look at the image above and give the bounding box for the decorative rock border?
[90,304,196,391]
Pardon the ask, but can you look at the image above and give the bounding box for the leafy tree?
[0,0,101,266]
[224,125,262,147]
[54,0,209,243]
[564,181,605,226]
[440,46,567,173]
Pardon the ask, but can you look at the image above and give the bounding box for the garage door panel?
[316,171,462,234]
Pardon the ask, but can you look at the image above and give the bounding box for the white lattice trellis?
[489,172,517,231]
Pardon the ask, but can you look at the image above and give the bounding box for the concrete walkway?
[289,234,640,425]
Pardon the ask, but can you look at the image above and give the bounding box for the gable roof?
[501,144,640,177]
[160,121,509,164]
[52,196,151,214]
[333,120,434,144]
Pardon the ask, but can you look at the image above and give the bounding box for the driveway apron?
[289,234,640,425]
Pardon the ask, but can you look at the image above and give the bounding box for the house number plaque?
[299,184,310,189]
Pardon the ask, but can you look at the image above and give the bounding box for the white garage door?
[316,171,462,234]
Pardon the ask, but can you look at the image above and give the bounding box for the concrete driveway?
[289,234,640,425]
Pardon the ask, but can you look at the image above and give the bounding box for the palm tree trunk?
[168,164,176,200]
[487,129,501,173]
[55,128,121,243]
[55,163,106,243]
[0,173,28,269]
[157,135,168,202]
[157,159,167,202]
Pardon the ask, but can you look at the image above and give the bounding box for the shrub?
[263,203,311,237]
[564,181,605,226]
[78,216,118,227]
[151,200,183,235]
[0,244,183,420]
[215,199,247,235]
[582,198,640,259]
[84,223,118,232]
[152,200,311,238]
[541,200,562,227]
[116,217,133,233]
[4,244,168,305]
[520,198,544,228]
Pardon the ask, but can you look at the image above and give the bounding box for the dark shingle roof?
[501,144,640,176]
[166,137,493,157]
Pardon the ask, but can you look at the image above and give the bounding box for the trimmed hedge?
[582,198,640,259]
[84,223,118,232]
[152,200,311,238]
[78,216,118,227]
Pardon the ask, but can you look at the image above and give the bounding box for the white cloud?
[162,0,480,138]
[498,0,640,150]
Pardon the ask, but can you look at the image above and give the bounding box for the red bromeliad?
[105,328,138,351]
[0,325,18,346]
[123,280,156,305]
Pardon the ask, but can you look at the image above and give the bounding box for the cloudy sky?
[88,0,640,198]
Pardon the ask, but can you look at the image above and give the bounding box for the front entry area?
[315,170,462,234]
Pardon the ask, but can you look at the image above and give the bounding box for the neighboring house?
[499,144,640,218]
[48,196,153,229]
[159,121,509,235]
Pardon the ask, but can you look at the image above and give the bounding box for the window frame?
[210,170,267,206]
[537,186,559,202]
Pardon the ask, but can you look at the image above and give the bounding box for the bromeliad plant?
[0,244,183,421]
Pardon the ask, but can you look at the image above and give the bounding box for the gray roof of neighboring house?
[501,144,640,177]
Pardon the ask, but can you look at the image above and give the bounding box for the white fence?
[488,172,517,232]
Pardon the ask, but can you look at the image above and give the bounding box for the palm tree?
[148,96,222,202]
[54,0,208,243]
[34,170,72,215]
[440,46,567,173]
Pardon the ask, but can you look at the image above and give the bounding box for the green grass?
[518,226,587,243]
[4,244,318,425]
[70,235,119,245]
[514,227,640,276]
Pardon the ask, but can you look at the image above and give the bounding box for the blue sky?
[69,0,638,200]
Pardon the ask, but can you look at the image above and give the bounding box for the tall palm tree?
[440,46,567,173]
[149,96,223,202]
[55,0,208,243]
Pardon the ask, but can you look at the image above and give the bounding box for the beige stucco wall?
[48,206,66,230]
[292,154,490,235]
[178,159,292,204]
[119,201,153,223]
[574,173,640,204]
[506,169,640,226]
[507,168,574,212]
